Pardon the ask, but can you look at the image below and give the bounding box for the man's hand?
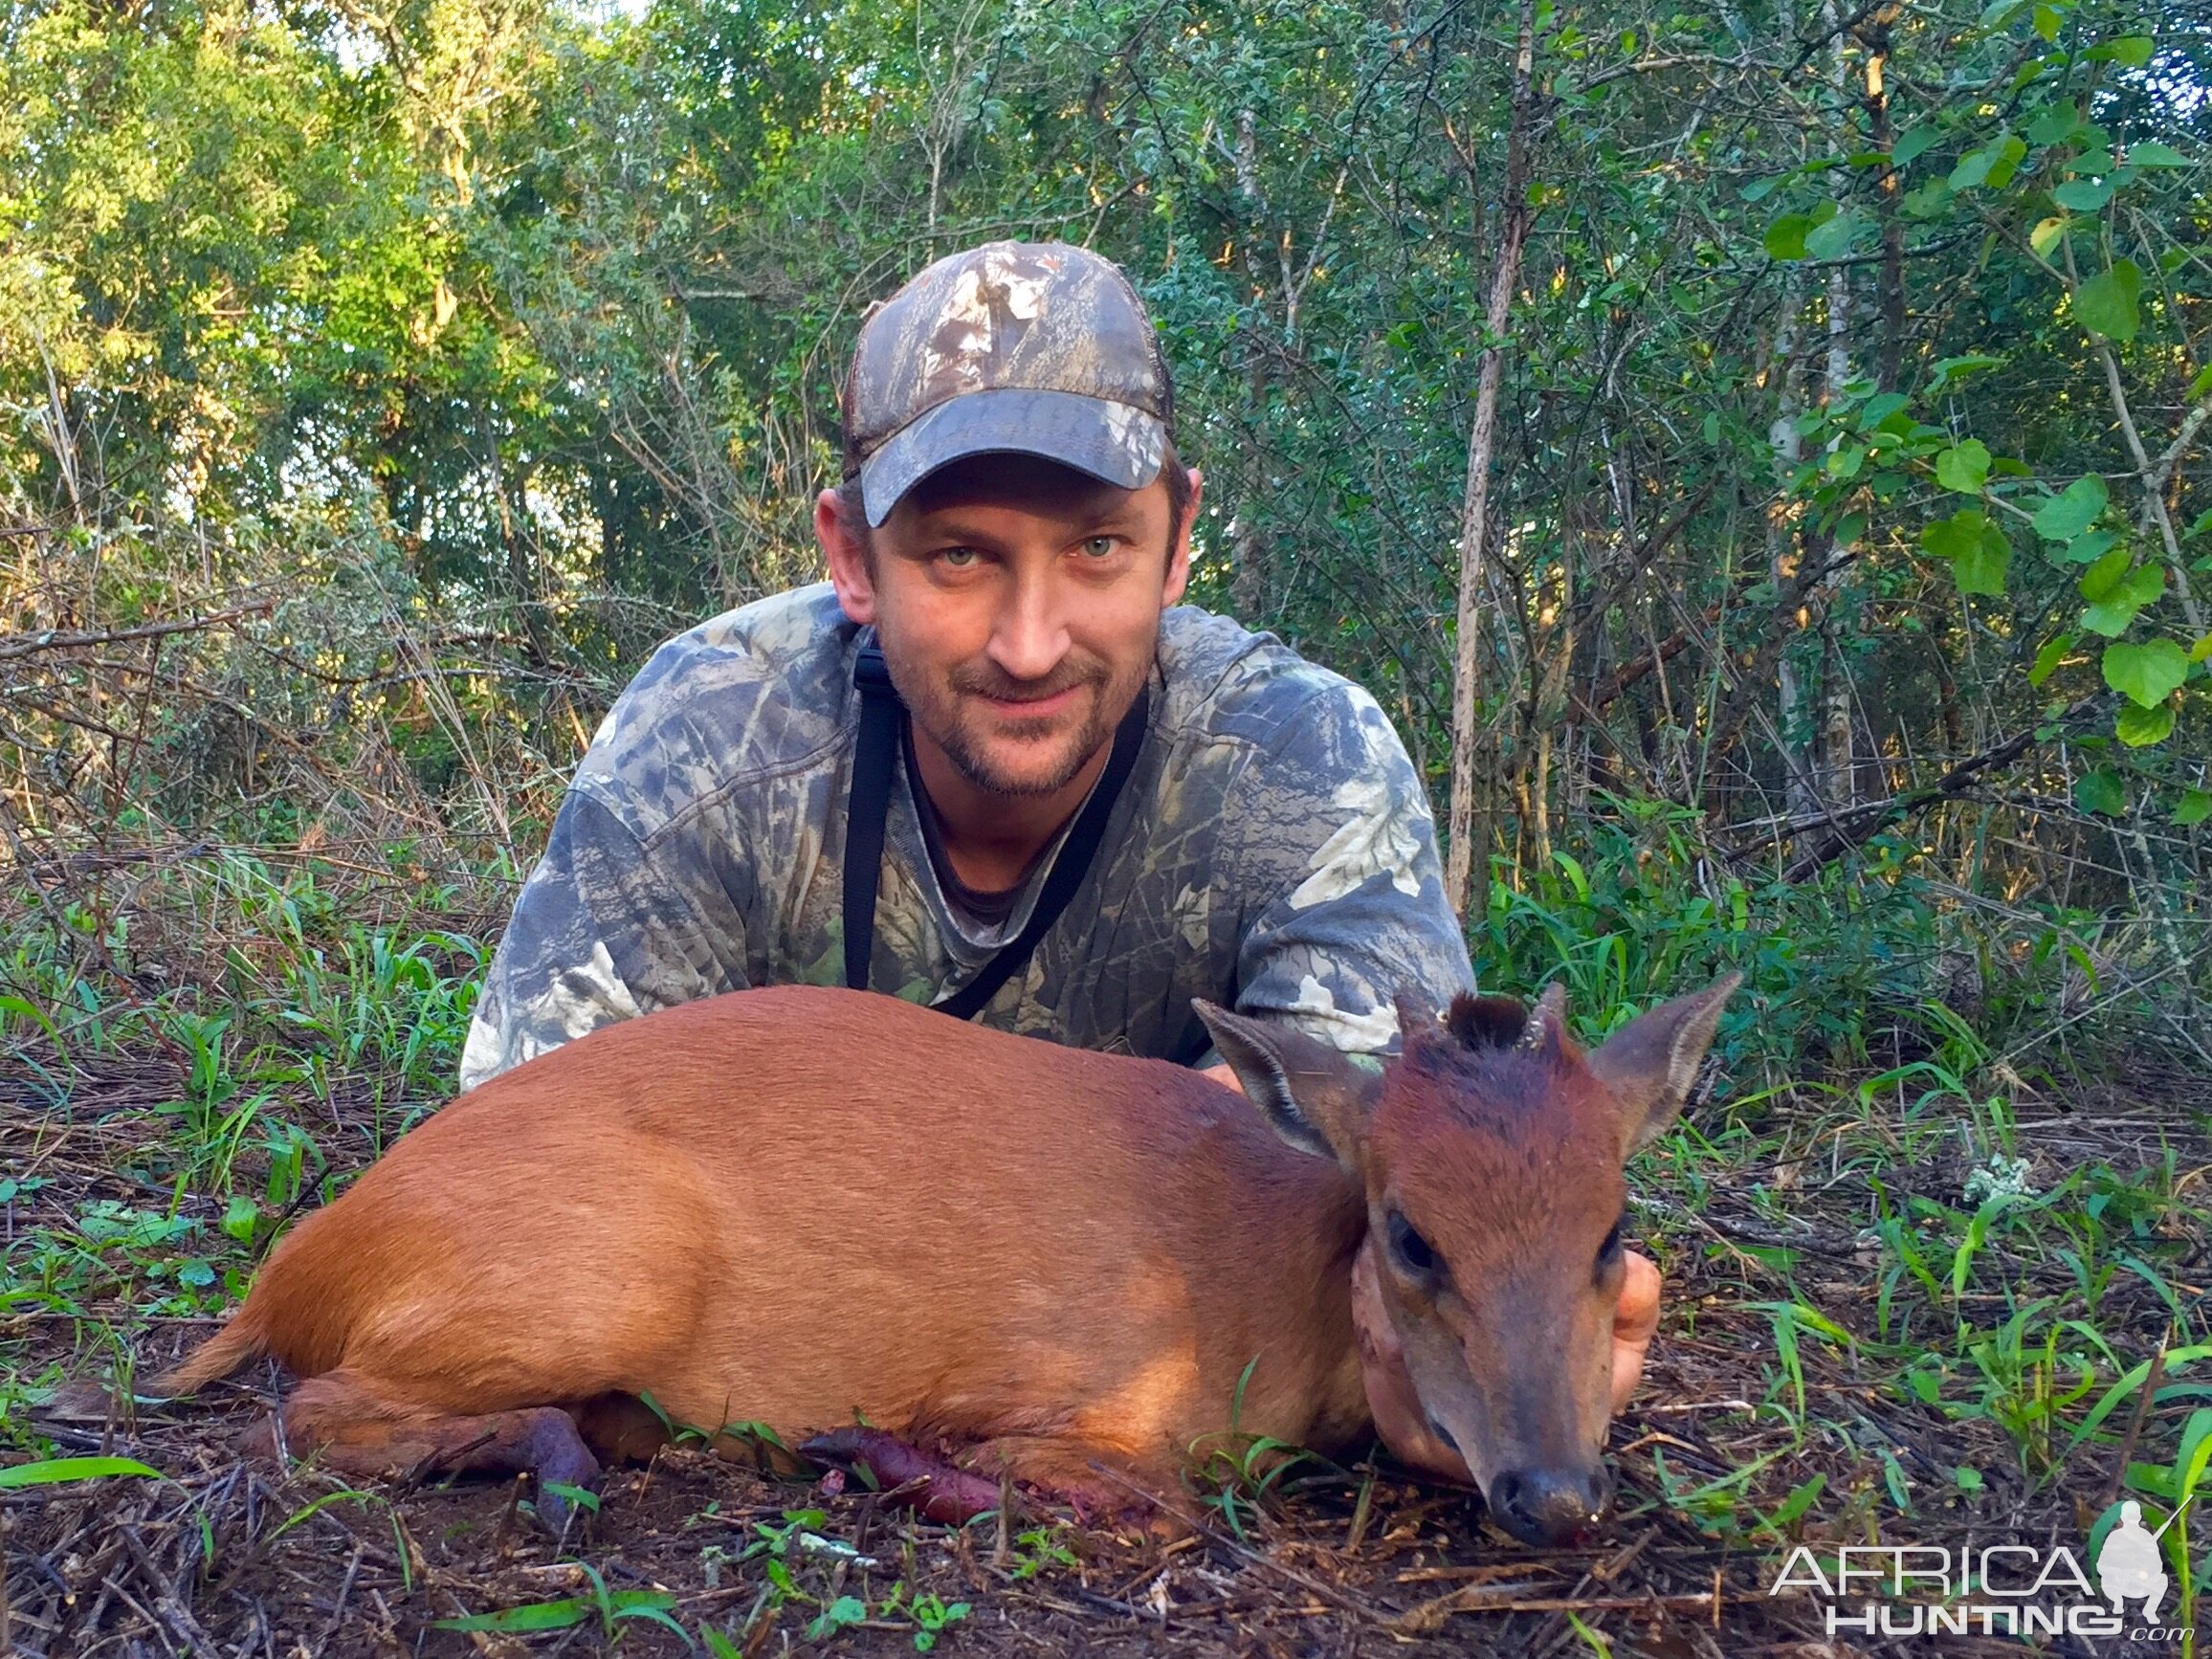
[1349,1236,1663,1483]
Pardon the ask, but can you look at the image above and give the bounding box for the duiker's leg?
[278,1368,601,1527]
[800,1427,1006,1523]
[801,1427,1183,1534]
[967,1435,1188,1536]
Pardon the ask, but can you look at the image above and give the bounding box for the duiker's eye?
[1387,1210,1437,1276]
[1596,1216,1626,1272]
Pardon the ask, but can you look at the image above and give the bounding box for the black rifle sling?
[841,637,1148,1018]
[841,640,903,995]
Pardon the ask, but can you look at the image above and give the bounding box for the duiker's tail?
[147,1304,271,1397]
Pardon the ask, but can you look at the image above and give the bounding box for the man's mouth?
[972,683,1083,719]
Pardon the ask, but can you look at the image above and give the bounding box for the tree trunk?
[1765,267,1815,823]
[1862,5,1908,393]
[1817,5,1858,812]
[1444,0,1539,918]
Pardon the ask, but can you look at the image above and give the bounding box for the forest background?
[5,0,2212,1649]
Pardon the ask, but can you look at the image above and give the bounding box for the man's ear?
[818,487,876,625]
[1192,998,1374,1174]
[1161,468,1200,608]
[1585,973,1742,1157]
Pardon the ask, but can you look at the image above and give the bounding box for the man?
[460,240,1660,1485]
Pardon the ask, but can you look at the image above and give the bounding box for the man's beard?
[885,641,1153,799]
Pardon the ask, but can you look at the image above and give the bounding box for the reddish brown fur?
[1361,1018,1631,1496]
[157,977,1734,1529]
[158,987,1372,1501]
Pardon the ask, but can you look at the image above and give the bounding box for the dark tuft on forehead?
[1397,995,1583,1126]
[1443,993,1531,1052]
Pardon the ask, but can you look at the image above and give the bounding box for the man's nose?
[987,572,1072,683]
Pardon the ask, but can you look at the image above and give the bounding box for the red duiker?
[152,975,1736,1544]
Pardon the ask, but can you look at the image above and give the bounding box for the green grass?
[2,849,490,1447]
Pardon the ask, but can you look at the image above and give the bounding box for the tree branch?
[0,604,274,664]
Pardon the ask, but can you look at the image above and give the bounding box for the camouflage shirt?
[458,584,1474,1090]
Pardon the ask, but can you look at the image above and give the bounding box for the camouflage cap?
[844,241,1172,527]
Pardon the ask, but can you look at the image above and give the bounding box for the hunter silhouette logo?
[2095,1498,2185,1623]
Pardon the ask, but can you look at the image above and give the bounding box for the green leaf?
[2071,259,2142,342]
[2029,214,2070,256]
[2052,177,2114,210]
[2126,142,2192,167]
[1950,135,2027,191]
[1936,440,1992,493]
[2176,789,2212,827]
[434,1599,592,1634]
[1803,210,1860,259]
[2082,564,2164,635]
[2102,638,2190,706]
[1929,353,2003,389]
[1893,125,1942,166]
[435,1592,673,1636]
[2060,529,2120,564]
[2088,34,2154,66]
[1950,144,1999,191]
[2074,769,2126,816]
[1769,1471,1828,1530]
[807,1596,869,1640]
[1922,508,1987,562]
[2027,104,2084,146]
[2115,701,2175,745]
[1764,214,1813,259]
[2191,363,2212,401]
[2078,546,2135,601]
[221,1194,259,1242]
[1957,523,2011,595]
[0,1456,165,1489]
[2033,475,2109,540]
[2031,3,2060,39]
[2028,633,2074,686]
[1984,134,2028,188]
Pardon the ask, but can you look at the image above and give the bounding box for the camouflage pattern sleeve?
[1221,680,1475,1057]
[456,789,748,1092]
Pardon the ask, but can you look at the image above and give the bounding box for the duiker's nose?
[1489,1464,1611,1546]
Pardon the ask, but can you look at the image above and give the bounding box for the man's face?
[820,453,1196,798]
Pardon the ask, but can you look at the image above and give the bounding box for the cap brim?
[859,387,1167,527]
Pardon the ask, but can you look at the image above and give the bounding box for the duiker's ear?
[1192,1000,1377,1172]
[1586,972,1742,1156]
[1519,982,1569,1057]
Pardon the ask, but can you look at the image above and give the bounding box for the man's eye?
[1078,536,1117,559]
[940,546,980,568]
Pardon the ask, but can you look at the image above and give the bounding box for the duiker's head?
[1196,973,1739,1547]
